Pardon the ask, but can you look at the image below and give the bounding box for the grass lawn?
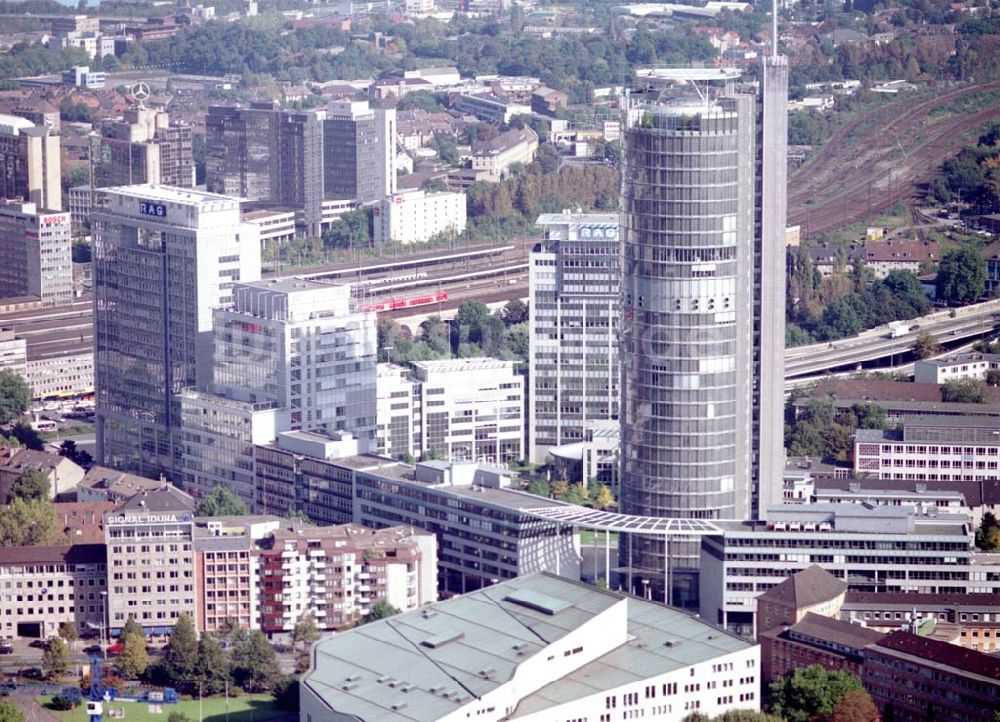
[38,694,283,722]
[579,530,619,546]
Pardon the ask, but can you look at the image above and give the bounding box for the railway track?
[789,92,1000,236]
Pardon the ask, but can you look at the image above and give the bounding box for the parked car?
[28,639,49,649]
[83,644,102,655]
[106,644,124,657]
[19,668,44,680]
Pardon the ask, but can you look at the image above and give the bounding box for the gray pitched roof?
[757,565,847,609]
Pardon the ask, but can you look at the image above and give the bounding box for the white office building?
[373,190,467,245]
[699,503,997,639]
[529,212,619,464]
[301,572,761,722]
[913,352,1000,385]
[412,358,524,465]
[93,185,260,478]
[0,201,73,306]
[181,278,376,505]
[375,362,421,459]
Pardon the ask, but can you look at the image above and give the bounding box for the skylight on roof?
[503,589,571,615]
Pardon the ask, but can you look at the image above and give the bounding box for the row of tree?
[526,477,614,510]
[377,299,529,366]
[786,397,887,463]
[931,122,1000,213]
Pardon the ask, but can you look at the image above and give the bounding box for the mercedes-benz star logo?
[130,82,151,106]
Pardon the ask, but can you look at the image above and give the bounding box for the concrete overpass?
[785,299,1000,379]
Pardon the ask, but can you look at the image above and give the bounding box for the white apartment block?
[373,190,467,244]
[0,544,107,640]
[24,351,93,399]
[854,417,1000,482]
[913,352,1000,384]
[699,503,996,639]
[471,127,539,181]
[375,363,421,459]
[0,202,73,306]
[529,212,619,464]
[301,573,761,722]
[182,278,376,506]
[93,184,261,478]
[412,358,524,465]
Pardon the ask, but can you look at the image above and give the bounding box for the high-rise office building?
[529,212,620,465]
[205,103,325,236]
[180,278,377,504]
[90,106,193,189]
[0,201,73,306]
[93,185,261,479]
[619,59,787,605]
[0,113,61,211]
[323,100,396,205]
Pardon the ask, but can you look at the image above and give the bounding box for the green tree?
[9,468,50,502]
[0,497,60,546]
[361,601,401,625]
[43,636,70,678]
[0,700,25,722]
[936,246,986,305]
[941,378,987,403]
[912,332,943,359]
[767,666,865,722]
[58,621,78,647]
[986,369,1000,387]
[167,712,192,722]
[231,629,280,692]
[163,613,199,687]
[119,616,145,642]
[849,403,887,430]
[976,511,1000,551]
[593,484,614,510]
[501,298,529,325]
[830,689,881,722]
[195,486,249,517]
[8,422,44,450]
[273,675,300,711]
[454,301,492,347]
[195,634,231,695]
[0,368,31,425]
[713,712,785,722]
[292,612,320,651]
[527,479,550,497]
[117,632,149,679]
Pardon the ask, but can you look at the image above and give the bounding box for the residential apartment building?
[257,521,436,635]
[759,612,884,685]
[841,592,1000,654]
[375,363,421,459]
[470,127,538,181]
[372,189,466,244]
[102,485,198,637]
[0,544,107,639]
[529,212,619,464]
[0,201,73,306]
[699,503,997,639]
[863,238,938,278]
[206,103,325,236]
[90,106,193,189]
[854,417,1000,482]
[0,113,61,210]
[412,358,523,465]
[913,352,1000,384]
[323,100,396,205]
[93,184,261,479]
[0,446,84,501]
[864,632,1000,722]
[193,515,281,633]
[301,573,761,722]
[754,563,847,633]
[77,466,164,504]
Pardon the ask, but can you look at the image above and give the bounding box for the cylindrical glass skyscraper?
[620,87,755,606]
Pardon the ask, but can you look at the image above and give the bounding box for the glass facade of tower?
[620,96,755,605]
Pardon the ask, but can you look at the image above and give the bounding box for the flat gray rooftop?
[304,572,750,722]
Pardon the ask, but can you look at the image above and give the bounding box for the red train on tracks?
[359,291,448,313]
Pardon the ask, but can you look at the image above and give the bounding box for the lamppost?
[100,591,107,660]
